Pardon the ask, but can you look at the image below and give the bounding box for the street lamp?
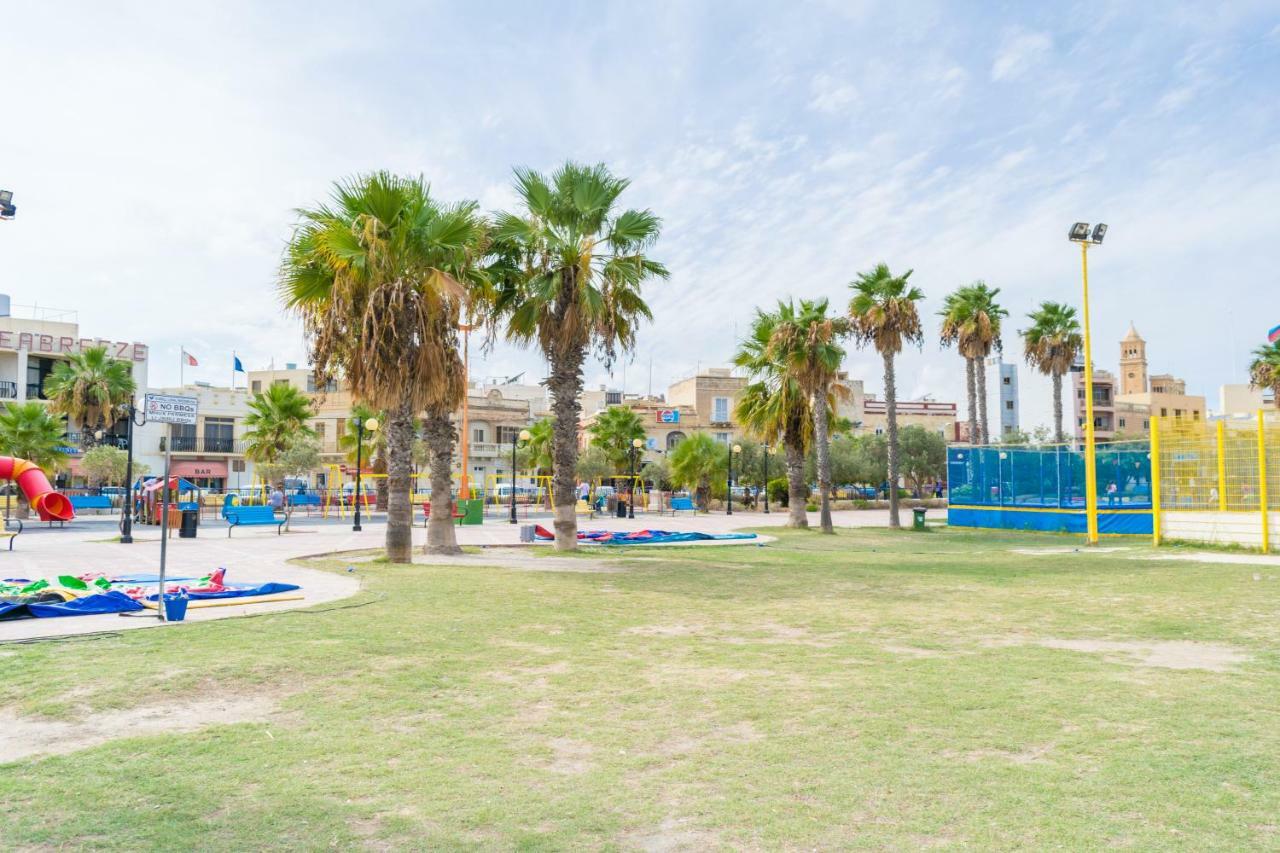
[1068,221,1107,545]
[763,443,776,513]
[119,401,147,543]
[509,429,531,524]
[352,415,379,531]
[0,190,15,220]
[628,437,643,518]
[727,443,742,515]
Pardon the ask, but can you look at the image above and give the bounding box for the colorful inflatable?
[0,456,74,521]
[531,525,758,545]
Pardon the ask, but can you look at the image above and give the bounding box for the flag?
[1269,324,1280,344]
[233,355,245,373]
[183,350,198,367]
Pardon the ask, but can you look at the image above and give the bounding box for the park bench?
[1,518,22,551]
[69,495,113,513]
[225,505,287,537]
[664,496,696,516]
[422,501,464,527]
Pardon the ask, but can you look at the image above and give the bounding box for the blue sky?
[3,1,1278,427]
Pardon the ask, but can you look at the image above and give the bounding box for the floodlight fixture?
[0,189,13,220]
[1068,222,1091,242]
[1091,223,1107,244]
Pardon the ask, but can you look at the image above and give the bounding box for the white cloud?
[991,29,1053,81]
[808,72,858,114]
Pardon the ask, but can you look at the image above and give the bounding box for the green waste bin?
[459,498,484,525]
[912,507,927,530]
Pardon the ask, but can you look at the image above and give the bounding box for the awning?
[168,460,228,478]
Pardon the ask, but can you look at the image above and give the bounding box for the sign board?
[144,393,199,425]
[656,409,680,424]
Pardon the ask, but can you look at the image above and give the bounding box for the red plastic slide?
[0,456,74,521]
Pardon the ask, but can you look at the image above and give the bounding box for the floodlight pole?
[1079,240,1100,545]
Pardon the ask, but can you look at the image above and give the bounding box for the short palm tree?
[1022,302,1083,442]
[849,263,924,529]
[42,345,137,441]
[590,406,646,470]
[1249,341,1280,410]
[242,383,316,465]
[0,402,69,518]
[280,172,488,559]
[494,162,667,551]
[522,417,554,476]
[735,306,813,528]
[338,403,389,509]
[767,298,849,534]
[668,431,726,511]
[939,282,1006,445]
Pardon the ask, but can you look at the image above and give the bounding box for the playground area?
[3,524,1278,848]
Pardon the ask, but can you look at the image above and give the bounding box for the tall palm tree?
[735,306,813,528]
[590,406,646,470]
[767,298,849,534]
[1250,341,1280,410]
[1022,302,1083,442]
[242,383,316,465]
[668,431,726,511]
[494,162,667,551]
[939,283,1006,445]
[280,172,488,560]
[849,263,924,530]
[0,402,69,518]
[42,345,137,442]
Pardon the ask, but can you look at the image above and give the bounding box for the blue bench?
[666,496,696,515]
[225,505,287,537]
[70,495,113,512]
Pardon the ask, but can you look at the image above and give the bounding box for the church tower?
[1119,323,1147,396]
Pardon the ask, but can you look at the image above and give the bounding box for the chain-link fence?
[947,441,1152,509]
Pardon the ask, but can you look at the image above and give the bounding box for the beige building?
[862,396,959,440]
[1074,325,1205,440]
[581,367,749,456]
[1219,383,1271,415]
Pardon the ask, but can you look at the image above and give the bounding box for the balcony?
[469,442,501,458]
[64,433,130,453]
[0,381,16,399]
[159,436,244,454]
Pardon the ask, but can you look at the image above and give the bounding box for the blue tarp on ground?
[144,582,300,601]
[0,590,146,619]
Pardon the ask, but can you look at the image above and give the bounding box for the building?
[985,356,1019,438]
[580,367,748,455]
[1073,368,1117,439]
[862,396,959,439]
[1218,383,1272,415]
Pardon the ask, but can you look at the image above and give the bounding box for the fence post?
[1216,420,1228,511]
[1150,418,1162,547]
[1259,409,1270,555]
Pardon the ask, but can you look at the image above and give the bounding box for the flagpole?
[180,347,184,388]
[231,350,236,391]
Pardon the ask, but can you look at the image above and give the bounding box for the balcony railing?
[159,436,244,453]
[64,433,130,452]
[0,381,16,399]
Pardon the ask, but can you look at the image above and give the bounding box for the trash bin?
[162,592,189,622]
[616,496,628,518]
[460,498,484,525]
[520,524,536,543]
[912,507,927,531]
[179,508,199,538]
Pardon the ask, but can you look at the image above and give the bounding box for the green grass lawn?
[2,527,1278,849]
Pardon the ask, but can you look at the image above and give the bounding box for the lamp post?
[628,437,643,518]
[727,443,742,515]
[352,415,379,532]
[763,443,775,513]
[119,401,146,544]
[1068,221,1107,545]
[509,429,532,524]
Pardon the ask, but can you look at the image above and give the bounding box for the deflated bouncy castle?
[0,456,74,521]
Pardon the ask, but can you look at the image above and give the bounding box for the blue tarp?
[0,590,145,620]
[145,582,300,601]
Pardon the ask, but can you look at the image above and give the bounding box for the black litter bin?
[616,497,628,518]
[179,508,199,538]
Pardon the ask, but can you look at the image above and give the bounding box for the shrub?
[768,477,788,507]
[805,502,818,512]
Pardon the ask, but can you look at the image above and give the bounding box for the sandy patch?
[627,621,839,647]
[0,695,277,762]
[1134,551,1280,568]
[880,643,943,658]
[620,816,720,852]
[1037,639,1252,672]
[543,736,594,775]
[487,660,571,689]
[626,623,705,637]
[1010,546,1131,555]
[960,742,1056,765]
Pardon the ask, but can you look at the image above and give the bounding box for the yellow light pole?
[1069,222,1107,545]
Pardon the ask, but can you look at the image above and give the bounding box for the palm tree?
[42,345,137,442]
[242,383,316,467]
[735,306,813,528]
[493,162,667,551]
[590,406,646,470]
[668,431,726,511]
[339,403,389,510]
[849,263,924,530]
[1249,341,1280,410]
[939,283,1006,445]
[521,417,554,476]
[280,172,488,559]
[0,402,69,518]
[767,298,849,534]
[1022,302,1083,442]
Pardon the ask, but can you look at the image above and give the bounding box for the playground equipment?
[0,456,74,521]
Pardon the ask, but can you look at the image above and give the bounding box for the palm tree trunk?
[884,351,901,529]
[975,355,989,445]
[1052,371,1064,444]
[698,475,709,511]
[384,400,415,563]
[965,357,978,445]
[547,346,585,551]
[784,438,808,528]
[423,407,461,555]
[813,389,834,534]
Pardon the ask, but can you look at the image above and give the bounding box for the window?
[1174,409,1183,417]
[1077,389,1084,399]
[1005,401,1014,410]
[1118,418,1126,428]
[25,356,57,400]
[496,426,522,444]
[336,418,345,440]
[605,391,622,406]
[712,397,730,423]
[1193,410,1201,420]
[204,417,235,452]
[1143,420,1150,429]
[314,422,326,439]
[714,432,730,444]
[875,427,885,436]
[1002,376,1011,385]
[473,427,487,443]
[1161,408,1168,417]
[232,459,247,473]
[273,379,290,388]
[170,422,197,451]
[251,380,262,393]
[307,375,316,393]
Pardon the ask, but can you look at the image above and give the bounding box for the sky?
[3,1,1279,429]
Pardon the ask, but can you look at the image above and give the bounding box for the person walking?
[269,484,285,515]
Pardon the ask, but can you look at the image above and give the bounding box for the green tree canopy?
[0,402,69,474]
[42,345,137,435]
[242,383,316,464]
[898,426,946,492]
[668,431,727,510]
[589,406,646,470]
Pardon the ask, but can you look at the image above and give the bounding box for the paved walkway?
[0,506,901,642]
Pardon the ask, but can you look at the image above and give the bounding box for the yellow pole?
[1258,409,1270,554]
[1150,417,1162,547]
[1079,241,1099,544]
[1216,420,1227,511]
